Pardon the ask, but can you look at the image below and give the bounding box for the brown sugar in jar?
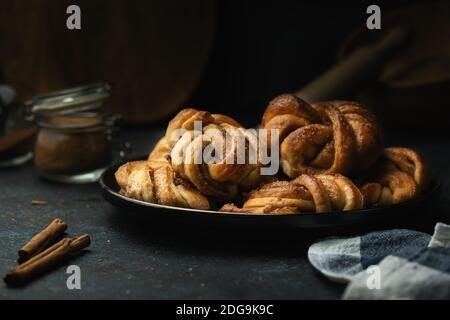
[34,115,112,180]
[31,83,117,183]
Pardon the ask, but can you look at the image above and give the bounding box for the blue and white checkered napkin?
[308,223,450,299]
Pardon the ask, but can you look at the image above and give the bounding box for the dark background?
[0,0,427,126]
[190,0,411,122]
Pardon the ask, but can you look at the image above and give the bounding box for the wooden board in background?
[0,0,216,123]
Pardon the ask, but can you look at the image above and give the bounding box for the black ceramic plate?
[99,157,441,230]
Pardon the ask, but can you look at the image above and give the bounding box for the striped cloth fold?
[308,223,450,299]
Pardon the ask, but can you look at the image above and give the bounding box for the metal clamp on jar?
[31,83,120,184]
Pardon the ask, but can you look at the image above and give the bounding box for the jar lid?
[31,83,111,116]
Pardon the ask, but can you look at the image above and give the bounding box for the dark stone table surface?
[1,127,449,300]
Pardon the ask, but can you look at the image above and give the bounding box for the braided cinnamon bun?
[360,171,418,207]
[359,147,427,207]
[262,94,383,178]
[148,137,171,163]
[115,160,210,210]
[293,174,364,213]
[220,180,314,214]
[220,174,363,214]
[381,147,428,190]
[165,108,262,200]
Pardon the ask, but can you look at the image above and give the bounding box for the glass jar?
[31,83,118,184]
[0,85,36,167]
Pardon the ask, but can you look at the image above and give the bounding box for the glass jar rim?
[35,112,118,130]
[32,83,111,116]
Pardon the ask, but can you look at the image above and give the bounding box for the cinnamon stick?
[5,234,91,286]
[31,199,48,206]
[18,218,67,263]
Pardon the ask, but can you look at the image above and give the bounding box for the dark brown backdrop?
[0,0,215,123]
